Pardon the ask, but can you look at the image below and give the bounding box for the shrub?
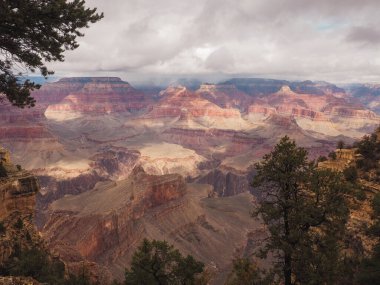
[14,218,23,230]
[343,166,358,183]
[372,193,380,216]
[328,151,337,160]
[317,156,327,163]
[0,162,7,178]
[0,221,5,235]
[125,239,204,285]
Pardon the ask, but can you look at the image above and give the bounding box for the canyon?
[1,76,379,283]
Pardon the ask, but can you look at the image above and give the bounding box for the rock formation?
[44,77,151,120]
[41,167,259,282]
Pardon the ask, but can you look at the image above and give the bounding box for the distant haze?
[49,0,380,84]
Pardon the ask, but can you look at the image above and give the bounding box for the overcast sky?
[50,0,380,84]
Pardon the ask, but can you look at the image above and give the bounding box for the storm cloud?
[50,0,380,84]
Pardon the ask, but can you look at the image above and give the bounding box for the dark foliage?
[356,244,380,285]
[356,192,380,284]
[337,140,345,150]
[328,151,337,160]
[252,136,349,285]
[0,0,103,107]
[226,258,271,285]
[125,239,204,285]
[0,221,5,235]
[343,166,358,184]
[13,217,23,230]
[0,162,7,177]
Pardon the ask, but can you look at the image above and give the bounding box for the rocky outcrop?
[223,78,346,97]
[329,107,377,119]
[0,147,39,219]
[344,83,380,114]
[45,77,151,120]
[0,148,41,267]
[36,170,104,210]
[196,168,250,196]
[32,77,94,107]
[0,102,56,142]
[42,172,258,283]
[248,85,377,122]
[42,167,186,263]
[162,128,261,157]
[196,83,253,111]
[146,86,241,119]
[90,147,141,180]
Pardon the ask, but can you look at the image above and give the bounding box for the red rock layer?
[248,85,376,121]
[42,167,186,262]
[46,77,151,115]
[161,128,261,156]
[0,103,55,141]
[328,107,377,119]
[196,83,253,110]
[146,86,241,119]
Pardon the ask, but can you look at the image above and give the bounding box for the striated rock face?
[36,170,104,211]
[223,78,346,97]
[32,77,94,107]
[90,147,141,181]
[45,77,151,120]
[329,106,377,119]
[196,168,251,197]
[0,148,40,267]
[161,128,261,158]
[0,147,38,219]
[0,102,56,142]
[0,172,39,220]
[42,167,186,263]
[146,86,241,119]
[42,173,259,283]
[196,83,253,110]
[345,83,380,114]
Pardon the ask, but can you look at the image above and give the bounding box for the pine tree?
[252,136,349,285]
[0,0,103,107]
[125,239,204,285]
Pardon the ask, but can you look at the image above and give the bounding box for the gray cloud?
[346,26,380,45]
[49,0,380,84]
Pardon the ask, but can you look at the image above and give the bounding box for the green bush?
[328,151,337,160]
[0,162,7,178]
[372,193,380,216]
[355,189,366,201]
[317,156,327,163]
[0,221,5,235]
[343,166,358,183]
[14,218,23,230]
[125,239,204,285]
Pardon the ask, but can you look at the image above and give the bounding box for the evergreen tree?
[226,258,270,285]
[356,193,380,284]
[0,0,103,107]
[337,140,345,151]
[125,239,204,285]
[252,136,349,285]
[0,161,7,177]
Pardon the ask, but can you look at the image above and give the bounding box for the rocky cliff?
[0,147,40,269]
[196,83,253,110]
[45,77,151,120]
[147,86,241,119]
[41,169,259,282]
[42,167,187,271]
